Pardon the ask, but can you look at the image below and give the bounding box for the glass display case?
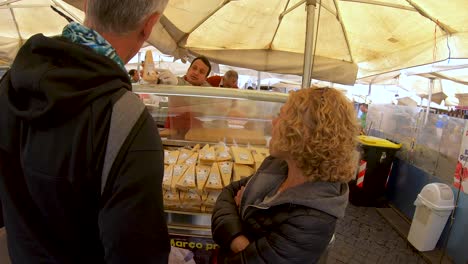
[133,84,287,261]
[135,85,286,146]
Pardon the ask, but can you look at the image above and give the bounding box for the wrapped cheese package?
[176,165,196,191]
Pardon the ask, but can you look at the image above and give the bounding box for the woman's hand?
[230,235,250,253]
[234,186,245,207]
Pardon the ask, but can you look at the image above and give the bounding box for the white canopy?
[5,0,468,86]
[357,58,468,106]
[61,0,468,85]
[0,0,84,65]
[146,0,468,85]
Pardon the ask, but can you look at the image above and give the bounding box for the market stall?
[134,84,287,262]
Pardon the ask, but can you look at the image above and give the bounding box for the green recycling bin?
[349,136,401,207]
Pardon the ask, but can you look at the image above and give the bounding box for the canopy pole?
[137,52,141,73]
[257,71,261,90]
[0,0,21,7]
[301,0,317,89]
[51,0,83,23]
[424,78,434,125]
[9,8,22,46]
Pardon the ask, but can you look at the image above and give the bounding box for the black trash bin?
[349,136,401,207]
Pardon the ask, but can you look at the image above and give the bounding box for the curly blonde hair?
[271,87,359,183]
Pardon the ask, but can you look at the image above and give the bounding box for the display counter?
[133,85,287,211]
[133,85,287,262]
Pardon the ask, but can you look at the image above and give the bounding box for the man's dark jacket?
[0,34,169,263]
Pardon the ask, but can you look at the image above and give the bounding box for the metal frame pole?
[257,71,261,90]
[301,0,317,89]
[424,78,434,125]
[137,52,141,73]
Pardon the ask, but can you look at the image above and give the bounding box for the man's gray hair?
[85,0,169,34]
[224,70,238,80]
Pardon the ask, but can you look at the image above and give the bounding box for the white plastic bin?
[407,183,454,251]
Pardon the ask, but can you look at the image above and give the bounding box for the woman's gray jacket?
[212,156,349,263]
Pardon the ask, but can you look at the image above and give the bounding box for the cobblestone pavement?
[327,204,427,264]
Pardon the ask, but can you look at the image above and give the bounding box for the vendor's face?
[186,59,209,86]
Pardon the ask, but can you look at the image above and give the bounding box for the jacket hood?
[2,34,131,125]
[242,156,349,219]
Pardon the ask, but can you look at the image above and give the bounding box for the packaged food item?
[199,145,216,163]
[249,147,270,157]
[204,207,214,213]
[203,190,221,207]
[204,163,223,190]
[162,143,264,212]
[177,149,193,164]
[192,144,201,151]
[185,152,199,166]
[176,164,196,191]
[233,164,255,182]
[250,147,269,170]
[171,164,188,191]
[164,150,170,164]
[180,189,202,206]
[163,164,174,191]
[218,161,233,187]
[164,189,180,207]
[165,150,180,165]
[215,143,232,161]
[231,146,254,165]
[196,165,211,194]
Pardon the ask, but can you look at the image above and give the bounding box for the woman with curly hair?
[211,87,359,263]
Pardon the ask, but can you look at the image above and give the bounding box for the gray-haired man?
[0,0,170,263]
[207,70,239,88]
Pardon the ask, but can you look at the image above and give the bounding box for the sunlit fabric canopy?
[397,97,418,107]
[455,94,468,106]
[32,0,468,85]
[0,0,84,66]
[144,0,468,85]
[357,60,468,105]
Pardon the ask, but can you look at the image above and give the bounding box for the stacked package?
[163,143,269,213]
